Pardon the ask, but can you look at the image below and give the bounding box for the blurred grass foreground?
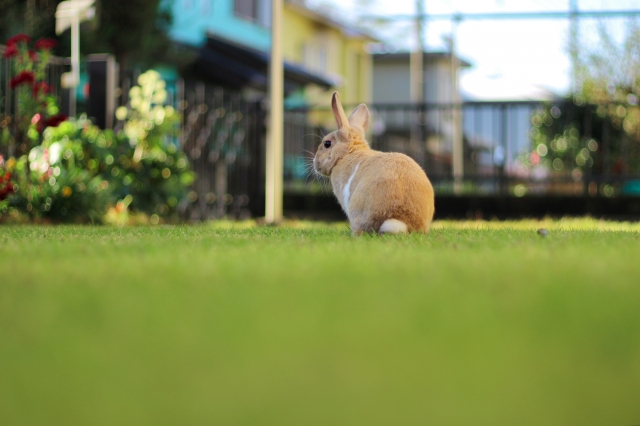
[1,220,640,425]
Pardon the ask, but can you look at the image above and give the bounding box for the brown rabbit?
[313,92,435,235]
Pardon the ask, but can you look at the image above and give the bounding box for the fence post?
[87,54,118,129]
[452,101,464,194]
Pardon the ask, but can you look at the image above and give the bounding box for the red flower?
[35,38,58,51]
[3,44,18,58]
[0,172,14,201]
[9,71,35,88]
[28,50,38,61]
[45,114,68,128]
[0,182,15,200]
[6,33,31,46]
[32,82,50,97]
[32,113,46,132]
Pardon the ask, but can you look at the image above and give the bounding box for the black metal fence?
[283,100,640,200]
[175,95,640,219]
[4,44,640,220]
[175,82,265,221]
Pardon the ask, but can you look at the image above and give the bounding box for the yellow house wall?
[282,8,313,65]
[283,5,372,110]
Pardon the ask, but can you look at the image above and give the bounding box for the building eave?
[373,51,472,68]
[186,33,333,92]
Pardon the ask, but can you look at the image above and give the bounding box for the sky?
[309,0,640,100]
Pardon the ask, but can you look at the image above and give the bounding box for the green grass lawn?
[1,221,640,426]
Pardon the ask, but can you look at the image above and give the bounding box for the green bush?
[1,69,194,224]
[9,124,111,223]
[29,113,194,222]
[112,70,194,220]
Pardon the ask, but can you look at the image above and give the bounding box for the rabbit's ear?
[349,104,370,133]
[332,92,350,130]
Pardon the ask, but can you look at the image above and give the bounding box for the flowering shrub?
[1,33,65,156]
[113,70,193,219]
[0,155,16,211]
[26,110,193,223]
[9,132,111,223]
[0,33,102,223]
[1,36,193,223]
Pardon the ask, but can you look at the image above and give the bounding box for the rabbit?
[313,92,435,235]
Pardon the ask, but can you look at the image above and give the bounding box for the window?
[317,46,326,75]
[203,0,212,14]
[302,36,333,77]
[234,0,271,27]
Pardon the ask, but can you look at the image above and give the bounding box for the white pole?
[409,0,424,160]
[451,18,463,194]
[266,0,284,223]
[55,0,95,117]
[410,0,424,103]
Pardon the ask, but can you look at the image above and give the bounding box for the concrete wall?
[372,61,410,104]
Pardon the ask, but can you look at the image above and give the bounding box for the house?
[371,52,559,183]
[372,51,471,105]
[170,0,376,106]
[281,1,374,106]
[170,0,272,51]
[370,51,472,178]
[166,0,379,213]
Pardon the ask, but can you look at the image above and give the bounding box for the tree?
[1,0,173,70]
[520,19,640,195]
[575,19,640,141]
[81,0,173,70]
[0,0,63,43]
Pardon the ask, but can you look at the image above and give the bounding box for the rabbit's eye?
[324,140,332,148]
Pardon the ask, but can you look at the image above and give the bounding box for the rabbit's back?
[347,151,435,233]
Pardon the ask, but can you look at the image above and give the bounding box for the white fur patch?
[342,163,360,216]
[379,219,408,234]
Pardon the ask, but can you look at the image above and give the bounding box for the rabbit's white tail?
[379,219,408,234]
